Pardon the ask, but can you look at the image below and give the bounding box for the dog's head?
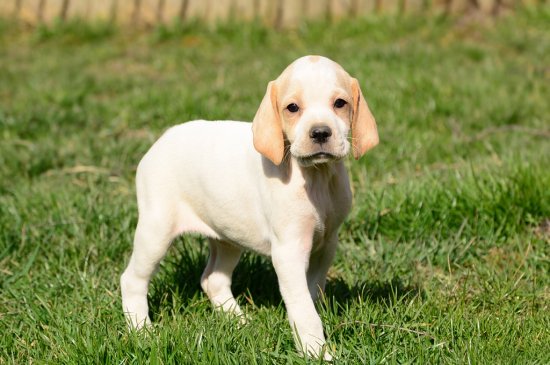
[252,55,378,166]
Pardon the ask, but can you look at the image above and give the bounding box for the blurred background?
[1,0,543,26]
[1,0,549,363]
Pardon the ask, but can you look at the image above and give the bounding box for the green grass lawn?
[1,8,549,364]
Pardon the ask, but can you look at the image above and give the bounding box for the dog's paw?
[215,307,250,328]
[299,342,335,362]
[124,312,151,331]
[236,312,250,327]
[322,351,334,362]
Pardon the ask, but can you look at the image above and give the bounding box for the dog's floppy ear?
[351,78,379,159]
[252,81,285,165]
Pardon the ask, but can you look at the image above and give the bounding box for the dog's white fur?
[120,55,378,360]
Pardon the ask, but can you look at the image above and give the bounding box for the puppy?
[121,55,378,360]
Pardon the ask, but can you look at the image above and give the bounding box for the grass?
[1,7,549,364]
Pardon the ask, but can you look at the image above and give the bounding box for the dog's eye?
[286,103,300,113]
[334,99,347,109]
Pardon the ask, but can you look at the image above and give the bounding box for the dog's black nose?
[310,126,332,144]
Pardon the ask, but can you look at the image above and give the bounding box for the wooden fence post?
[399,0,408,13]
[14,0,22,17]
[375,0,383,13]
[422,0,431,12]
[179,0,189,21]
[60,0,70,21]
[301,0,308,17]
[157,0,165,22]
[37,0,46,23]
[274,0,283,29]
[253,0,260,19]
[444,0,453,14]
[132,0,141,25]
[349,0,359,17]
[110,0,118,23]
[469,0,480,10]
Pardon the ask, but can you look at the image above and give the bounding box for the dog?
[120,55,378,360]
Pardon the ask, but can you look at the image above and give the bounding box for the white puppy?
[121,55,378,360]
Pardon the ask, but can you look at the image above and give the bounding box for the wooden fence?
[0,0,544,28]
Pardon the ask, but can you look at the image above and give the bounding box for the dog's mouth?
[296,152,341,166]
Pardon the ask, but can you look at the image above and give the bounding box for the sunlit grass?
[1,8,549,363]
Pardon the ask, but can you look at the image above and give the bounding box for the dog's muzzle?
[296,152,341,166]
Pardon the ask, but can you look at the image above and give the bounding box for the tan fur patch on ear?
[351,78,379,159]
[252,81,285,165]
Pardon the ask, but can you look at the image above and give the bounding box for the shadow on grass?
[148,237,423,319]
[324,277,424,309]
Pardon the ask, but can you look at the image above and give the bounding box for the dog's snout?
[309,126,332,144]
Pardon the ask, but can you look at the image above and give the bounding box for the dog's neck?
[289,156,344,189]
[261,149,345,190]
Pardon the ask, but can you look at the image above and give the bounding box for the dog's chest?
[303,169,352,243]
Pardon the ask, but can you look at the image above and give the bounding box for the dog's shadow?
[148,237,422,318]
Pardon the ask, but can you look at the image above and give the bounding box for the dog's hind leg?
[120,213,174,329]
[200,239,217,294]
[201,238,244,317]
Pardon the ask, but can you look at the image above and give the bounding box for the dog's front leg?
[307,232,339,302]
[271,235,332,361]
